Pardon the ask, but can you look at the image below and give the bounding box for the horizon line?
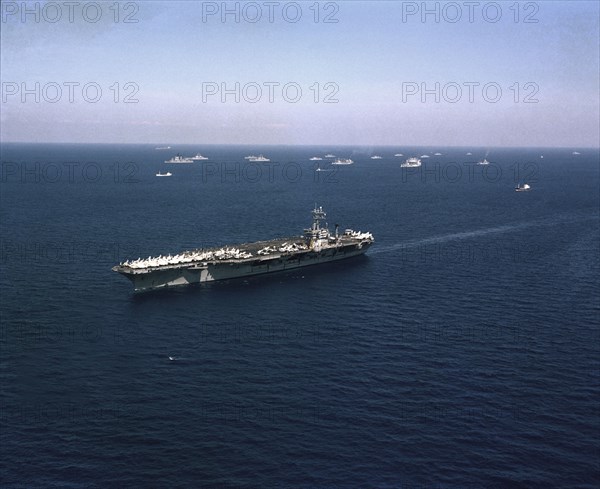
[1,142,598,150]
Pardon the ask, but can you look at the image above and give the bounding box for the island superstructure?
[113,206,374,292]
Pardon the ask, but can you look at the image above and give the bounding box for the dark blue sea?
[1,143,599,488]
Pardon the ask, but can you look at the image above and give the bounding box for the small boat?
[420,154,430,158]
[165,154,193,164]
[191,154,208,161]
[466,152,473,156]
[309,156,323,161]
[370,155,383,160]
[394,153,404,157]
[478,150,491,165]
[247,154,270,162]
[572,151,581,155]
[331,158,353,165]
[155,146,171,150]
[515,183,531,192]
[401,157,422,168]
[315,164,331,172]
[324,154,336,158]
[156,171,172,177]
[434,152,442,156]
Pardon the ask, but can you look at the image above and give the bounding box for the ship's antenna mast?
[312,205,327,232]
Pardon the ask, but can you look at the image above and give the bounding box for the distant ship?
[309,156,323,161]
[420,154,430,158]
[331,158,353,165]
[113,206,374,292]
[466,152,473,156]
[370,156,383,160]
[156,171,172,177]
[325,154,336,158]
[191,154,209,161]
[515,183,531,192]
[155,146,171,150]
[478,150,491,165]
[314,163,331,172]
[165,154,193,164]
[401,157,421,168]
[434,152,442,156]
[394,153,404,157]
[244,155,258,159]
[572,151,581,155]
[247,155,270,162]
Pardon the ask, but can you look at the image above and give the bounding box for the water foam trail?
[370,213,598,256]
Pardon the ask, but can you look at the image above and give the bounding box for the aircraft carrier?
[112,206,374,292]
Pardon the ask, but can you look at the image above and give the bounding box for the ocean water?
[1,143,598,488]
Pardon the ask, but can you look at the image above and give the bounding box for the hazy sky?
[1,0,599,146]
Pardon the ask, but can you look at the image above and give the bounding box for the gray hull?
[116,242,371,292]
